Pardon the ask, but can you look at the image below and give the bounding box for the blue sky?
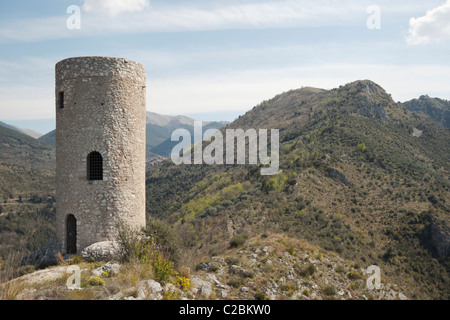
[1,0,450,134]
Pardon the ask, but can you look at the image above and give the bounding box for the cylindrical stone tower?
[55,56,146,254]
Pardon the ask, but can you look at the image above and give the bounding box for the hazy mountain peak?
[146,112,196,128]
[0,121,43,139]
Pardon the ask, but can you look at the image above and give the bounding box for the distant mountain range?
[144,112,229,158]
[3,112,229,158]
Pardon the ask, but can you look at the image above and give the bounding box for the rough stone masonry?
[55,56,146,254]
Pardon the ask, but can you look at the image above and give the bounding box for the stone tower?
[55,56,146,254]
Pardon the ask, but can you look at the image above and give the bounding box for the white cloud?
[81,0,365,33]
[407,0,450,45]
[76,0,450,34]
[1,0,448,43]
[82,0,150,17]
[1,0,445,43]
[0,0,366,42]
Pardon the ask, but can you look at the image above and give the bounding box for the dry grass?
[0,280,25,300]
[116,262,153,288]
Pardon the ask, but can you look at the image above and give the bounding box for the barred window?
[87,151,103,181]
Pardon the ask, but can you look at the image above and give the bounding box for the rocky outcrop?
[326,168,352,187]
[21,237,63,268]
[404,95,450,128]
[351,80,392,120]
[430,221,450,257]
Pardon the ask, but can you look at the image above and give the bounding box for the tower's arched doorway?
[66,214,77,254]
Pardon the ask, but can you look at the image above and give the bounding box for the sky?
[1,0,450,134]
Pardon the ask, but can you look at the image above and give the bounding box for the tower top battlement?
[55,56,145,81]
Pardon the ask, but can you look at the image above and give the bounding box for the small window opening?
[87,151,103,181]
[58,91,64,109]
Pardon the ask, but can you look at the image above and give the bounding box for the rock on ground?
[92,262,121,277]
[13,265,68,286]
[137,280,163,300]
[189,275,213,298]
[80,241,120,262]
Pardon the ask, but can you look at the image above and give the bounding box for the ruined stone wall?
[55,56,146,254]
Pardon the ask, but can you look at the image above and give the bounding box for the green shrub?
[163,288,180,300]
[152,253,176,284]
[347,270,364,280]
[230,233,249,248]
[299,263,316,277]
[240,270,254,278]
[227,277,244,288]
[142,217,183,267]
[356,143,367,153]
[101,271,110,278]
[70,255,85,264]
[254,292,268,300]
[175,275,190,291]
[335,265,346,273]
[322,285,336,296]
[209,264,219,272]
[116,220,141,263]
[225,257,240,265]
[89,277,105,286]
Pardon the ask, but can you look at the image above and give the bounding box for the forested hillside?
[0,125,55,264]
[145,80,450,299]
